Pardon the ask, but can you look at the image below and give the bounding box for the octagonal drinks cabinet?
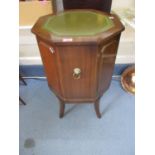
[32,10,124,118]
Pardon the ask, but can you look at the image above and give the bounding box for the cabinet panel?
[38,40,62,96]
[57,45,98,100]
[98,38,120,96]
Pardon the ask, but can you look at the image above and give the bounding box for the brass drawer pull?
[73,68,81,79]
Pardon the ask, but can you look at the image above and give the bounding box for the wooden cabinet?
[32,10,124,118]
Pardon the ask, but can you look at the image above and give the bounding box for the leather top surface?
[42,10,114,37]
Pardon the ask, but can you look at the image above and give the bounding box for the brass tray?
[121,65,135,94]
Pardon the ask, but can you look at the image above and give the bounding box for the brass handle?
[39,41,55,54]
[49,47,55,54]
[73,68,81,79]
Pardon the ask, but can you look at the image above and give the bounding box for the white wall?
[112,0,134,9]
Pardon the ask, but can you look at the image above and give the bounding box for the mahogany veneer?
[32,10,124,118]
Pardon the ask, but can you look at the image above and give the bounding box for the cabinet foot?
[94,99,101,118]
[59,100,65,118]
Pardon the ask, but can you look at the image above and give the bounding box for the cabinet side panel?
[37,37,62,97]
[98,35,120,96]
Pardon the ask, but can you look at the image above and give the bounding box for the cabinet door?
[57,45,98,101]
[38,40,61,96]
[98,38,119,96]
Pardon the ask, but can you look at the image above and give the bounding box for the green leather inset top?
[42,10,114,37]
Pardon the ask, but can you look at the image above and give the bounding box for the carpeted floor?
[19,79,135,155]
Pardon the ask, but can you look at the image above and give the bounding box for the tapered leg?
[59,100,65,118]
[94,99,101,118]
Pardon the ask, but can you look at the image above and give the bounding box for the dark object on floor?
[31,10,124,118]
[19,74,27,105]
[121,65,135,94]
[24,138,35,148]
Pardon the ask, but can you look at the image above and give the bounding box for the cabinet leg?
[59,100,65,118]
[94,99,101,118]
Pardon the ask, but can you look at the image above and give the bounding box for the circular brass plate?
[121,65,135,94]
